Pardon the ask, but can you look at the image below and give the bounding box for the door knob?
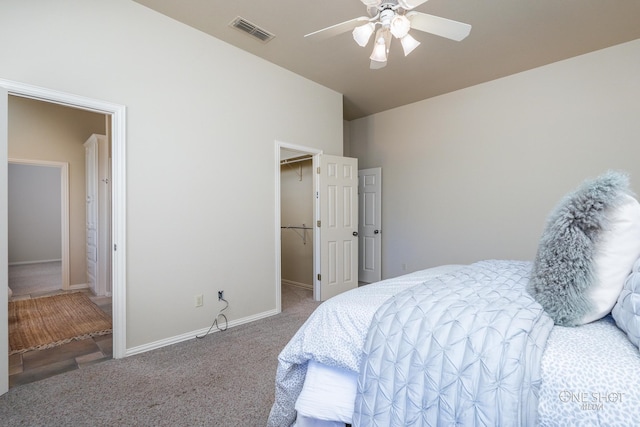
[353,231,358,236]
[374,230,380,234]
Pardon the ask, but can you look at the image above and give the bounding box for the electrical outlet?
[195,294,203,307]
[218,290,224,301]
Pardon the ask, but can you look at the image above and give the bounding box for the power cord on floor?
[196,297,229,339]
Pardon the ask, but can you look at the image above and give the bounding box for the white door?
[358,167,382,283]
[318,154,358,300]
[84,134,110,296]
[1,86,9,395]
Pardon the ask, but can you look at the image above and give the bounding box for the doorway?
[275,141,360,310]
[276,141,321,311]
[8,160,70,295]
[6,98,113,388]
[280,151,314,309]
[0,78,127,396]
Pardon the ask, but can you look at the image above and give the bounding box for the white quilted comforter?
[353,260,553,426]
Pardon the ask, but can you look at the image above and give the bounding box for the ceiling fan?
[305,0,471,69]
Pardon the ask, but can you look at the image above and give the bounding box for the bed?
[267,171,640,427]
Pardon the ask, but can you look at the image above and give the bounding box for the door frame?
[275,140,322,311]
[0,78,127,359]
[8,158,70,290]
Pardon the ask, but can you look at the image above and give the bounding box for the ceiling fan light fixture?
[389,14,411,39]
[352,22,376,47]
[304,0,470,70]
[400,33,421,56]
[370,37,388,62]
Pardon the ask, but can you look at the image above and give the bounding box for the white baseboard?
[125,308,279,357]
[281,279,312,290]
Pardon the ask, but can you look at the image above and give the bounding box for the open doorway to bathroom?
[1,79,126,396]
[7,95,112,388]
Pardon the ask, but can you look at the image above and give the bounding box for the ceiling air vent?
[229,16,275,43]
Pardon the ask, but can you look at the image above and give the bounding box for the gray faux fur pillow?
[528,171,640,326]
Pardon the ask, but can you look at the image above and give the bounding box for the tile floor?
[8,290,113,389]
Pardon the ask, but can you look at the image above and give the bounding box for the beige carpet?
[9,292,112,355]
[0,284,319,426]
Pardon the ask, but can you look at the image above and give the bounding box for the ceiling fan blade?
[406,12,471,41]
[305,16,371,41]
[397,0,430,10]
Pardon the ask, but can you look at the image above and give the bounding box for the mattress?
[295,360,357,426]
[294,361,356,425]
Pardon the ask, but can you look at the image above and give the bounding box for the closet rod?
[280,226,313,230]
[280,156,312,166]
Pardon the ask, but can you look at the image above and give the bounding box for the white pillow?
[528,172,640,326]
[583,194,640,324]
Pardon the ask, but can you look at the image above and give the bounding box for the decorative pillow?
[612,257,640,349]
[527,171,640,326]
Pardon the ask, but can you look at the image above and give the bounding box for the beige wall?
[280,160,314,287]
[0,0,343,350]
[8,96,106,286]
[349,39,640,279]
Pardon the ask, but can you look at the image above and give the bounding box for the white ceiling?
[133,0,640,121]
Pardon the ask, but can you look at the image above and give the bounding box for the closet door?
[358,167,382,283]
[318,154,358,300]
